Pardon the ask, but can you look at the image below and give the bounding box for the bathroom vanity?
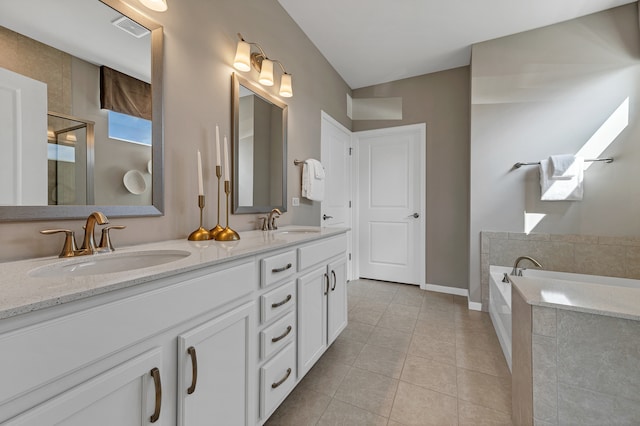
[0,226,348,425]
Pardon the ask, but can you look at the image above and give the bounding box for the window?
[107,110,152,146]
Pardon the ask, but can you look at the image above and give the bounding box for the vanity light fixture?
[138,0,168,12]
[233,33,293,97]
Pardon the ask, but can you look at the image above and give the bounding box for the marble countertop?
[510,275,640,321]
[0,226,348,320]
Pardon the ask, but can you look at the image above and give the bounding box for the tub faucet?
[511,256,543,276]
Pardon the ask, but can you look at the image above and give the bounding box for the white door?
[0,67,48,205]
[355,124,426,286]
[177,302,256,426]
[320,111,353,278]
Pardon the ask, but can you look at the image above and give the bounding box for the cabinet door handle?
[324,273,329,295]
[187,346,198,395]
[271,368,292,389]
[271,294,292,308]
[150,367,162,423]
[271,325,292,343]
[272,263,292,273]
[331,270,337,291]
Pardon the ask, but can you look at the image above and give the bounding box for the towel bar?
[293,159,304,166]
[513,157,613,169]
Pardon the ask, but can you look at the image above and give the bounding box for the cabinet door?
[297,266,328,377]
[7,349,163,426]
[327,256,348,345]
[177,302,255,426]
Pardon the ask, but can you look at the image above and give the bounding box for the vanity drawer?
[297,234,347,271]
[260,342,296,419]
[260,311,296,360]
[261,280,296,323]
[260,250,297,288]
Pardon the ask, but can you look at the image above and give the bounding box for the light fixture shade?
[258,59,274,86]
[233,40,251,72]
[279,73,293,97]
[139,0,167,12]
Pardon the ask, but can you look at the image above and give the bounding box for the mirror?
[232,73,287,214]
[0,0,164,221]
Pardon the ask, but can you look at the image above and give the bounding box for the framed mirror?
[232,73,287,214]
[0,0,164,221]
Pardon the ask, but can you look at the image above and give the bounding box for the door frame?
[352,123,426,287]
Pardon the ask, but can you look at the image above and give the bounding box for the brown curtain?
[100,66,152,120]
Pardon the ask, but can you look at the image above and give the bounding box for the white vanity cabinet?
[296,234,348,377]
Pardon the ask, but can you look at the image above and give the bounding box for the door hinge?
[349,201,352,208]
[348,147,353,156]
[348,253,352,261]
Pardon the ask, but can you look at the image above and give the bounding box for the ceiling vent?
[111,16,150,39]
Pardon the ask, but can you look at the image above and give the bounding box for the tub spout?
[511,256,543,276]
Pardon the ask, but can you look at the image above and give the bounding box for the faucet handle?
[40,229,78,258]
[99,225,126,251]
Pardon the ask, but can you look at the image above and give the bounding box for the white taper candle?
[197,150,204,195]
[215,125,221,167]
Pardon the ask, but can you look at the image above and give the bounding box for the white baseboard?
[421,283,482,311]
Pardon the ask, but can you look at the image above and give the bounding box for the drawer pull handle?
[150,367,162,423]
[271,368,292,389]
[187,346,198,395]
[271,325,292,343]
[272,263,292,273]
[271,294,292,308]
[324,273,330,295]
[331,270,337,291]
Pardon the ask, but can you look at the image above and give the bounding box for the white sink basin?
[29,250,191,278]
[275,228,321,235]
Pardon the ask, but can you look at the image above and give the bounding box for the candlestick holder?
[214,180,240,241]
[188,195,212,241]
[209,165,224,238]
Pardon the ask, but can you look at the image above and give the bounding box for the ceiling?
[277,0,636,89]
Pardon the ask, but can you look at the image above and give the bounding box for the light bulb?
[233,40,251,72]
[279,73,293,97]
[258,59,274,86]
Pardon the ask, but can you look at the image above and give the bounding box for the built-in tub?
[488,265,640,372]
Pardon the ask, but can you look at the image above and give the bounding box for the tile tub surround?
[0,226,347,319]
[479,231,640,311]
[511,282,640,425]
[267,279,513,425]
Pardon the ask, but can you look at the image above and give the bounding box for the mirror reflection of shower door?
[47,112,94,205]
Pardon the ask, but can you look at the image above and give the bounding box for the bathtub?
[488,265,640,372]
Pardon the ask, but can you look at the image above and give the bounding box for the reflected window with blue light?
[108,110,152,146]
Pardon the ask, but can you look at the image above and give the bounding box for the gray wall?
[469,4,640,302]
[0,0,351,261]
[353,67,471,289]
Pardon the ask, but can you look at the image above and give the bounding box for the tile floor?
[266,279,513,426]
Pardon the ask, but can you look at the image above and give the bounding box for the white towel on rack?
[302,159,325,201]
[539,158,584,201]
[550,154,578,179]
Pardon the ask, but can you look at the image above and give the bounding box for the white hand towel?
[550,154,578,179]
[539,158,584,201]
[302,159,325,201]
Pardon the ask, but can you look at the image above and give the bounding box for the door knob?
[409,213,419,218]
[323,214,333,220]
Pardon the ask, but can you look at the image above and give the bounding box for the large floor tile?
[354,343,407,379]
[457,368,512,414]
[377,311,418,334]
[390,381,458,426]
[457,400,513,425]
[413,318,456,344]
[334,367,399,417]
[348,306,385,325]
[316,399,388,426]
[401,355,457,397]
[368,326,413,353]
[265,387,331,426]
[408,333,456,366]
[421,292,455,313]
[456,345,510,378]
[456,328,503,356]
[386,303,421,318]
[297,355,351,397]
[339,320,375,343]
[417,307,456,328]
[322,336,366,365]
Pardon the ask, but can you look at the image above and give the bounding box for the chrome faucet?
[511,255,543,276]
[267,208,282,231]
[79,211,109,255]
